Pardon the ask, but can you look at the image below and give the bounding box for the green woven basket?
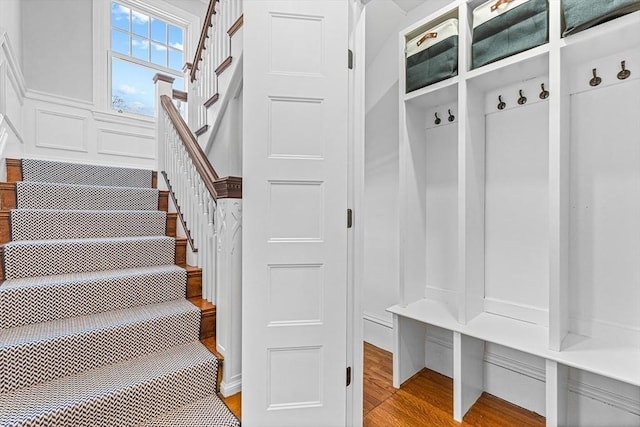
[472,0,548,69]
[563,0,640,36]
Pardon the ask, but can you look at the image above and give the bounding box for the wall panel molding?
[35,108,89,153]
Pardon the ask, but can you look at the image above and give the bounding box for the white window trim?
[93,0,200,120]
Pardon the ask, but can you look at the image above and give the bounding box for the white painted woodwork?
[453,332,483,421]
[569,80,640,347]
[392,1,640,424]
[216,198,243,397]
[425,117,458,310]
[392,313,426,388]
[189,0,243,135]
[484,100,549,326]
[242,1,350,425]
[546,360,568,427]
[0,30,26,175]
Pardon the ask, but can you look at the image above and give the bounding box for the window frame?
[93,0,199,121]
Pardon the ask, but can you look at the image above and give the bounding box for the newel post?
[153,73,175,173]
[214,177,243,397]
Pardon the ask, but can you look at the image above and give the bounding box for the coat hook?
[517,89,527,105]
[448,109,455,122]
[617,60,631,80]
[589,68,602,87]
[539,83,549,99]
[497,95,506,110]
[434,112,441,125]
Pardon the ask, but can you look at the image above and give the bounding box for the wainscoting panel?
[22,90,157,169]
[35,108,88,152]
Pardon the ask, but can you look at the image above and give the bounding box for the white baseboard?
[363,311,393,352]
[220,375,242,398]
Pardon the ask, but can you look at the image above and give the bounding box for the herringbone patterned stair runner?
[10,209,167,240]
[21,158,154,187]
[16,181,159,210]
[0,159,240,426]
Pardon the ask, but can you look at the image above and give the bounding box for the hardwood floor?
[223,392,241,419]
[220,342,546,425]
[363,342,545,427]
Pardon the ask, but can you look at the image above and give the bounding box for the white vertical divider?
[547,0,570,352]
[457,1,484,325]
[392,314,427,388]
[545,360,568,427]
[453,332,484,422]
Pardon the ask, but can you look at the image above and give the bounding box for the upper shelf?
[404,77,459,110]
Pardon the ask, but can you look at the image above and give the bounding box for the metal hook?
[517,89,527,105]
[539,83,549,99]
[589,68,602,87]
[448,109,455,122]
[434,112,441,125]
[497,95,506,110]
[617,60,631,80]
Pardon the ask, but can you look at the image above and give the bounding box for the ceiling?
[390,0,425,12]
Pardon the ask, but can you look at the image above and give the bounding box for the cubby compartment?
[568,73,640,345]
[403,4,459,94]
[480,77,550,326]
[391,2,640,425]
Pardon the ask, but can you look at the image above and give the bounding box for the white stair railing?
[155,75,243,397]
[186,0,243,134]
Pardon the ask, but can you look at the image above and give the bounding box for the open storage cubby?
[390,1,640,426]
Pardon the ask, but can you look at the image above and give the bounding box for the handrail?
[160,94,220,200]
[190,0,217,82]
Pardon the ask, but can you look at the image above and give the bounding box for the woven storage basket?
[406,18,458,93]
[562,0,640,36]
[472,0,548,69]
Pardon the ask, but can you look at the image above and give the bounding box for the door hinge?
[347,209,353,228]
[348,49,353,69]
[346,366,352,386]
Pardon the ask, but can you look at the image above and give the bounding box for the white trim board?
[363,311,393,352]
[0,30,27,103]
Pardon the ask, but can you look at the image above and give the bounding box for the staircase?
[0,158,240,426]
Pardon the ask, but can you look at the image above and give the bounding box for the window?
[110,1,185,116]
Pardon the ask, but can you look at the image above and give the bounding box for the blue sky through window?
[111,2,184,117]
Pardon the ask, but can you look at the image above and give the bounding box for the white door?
[242,1,350,426]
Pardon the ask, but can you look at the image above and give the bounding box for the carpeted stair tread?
[20,158,154,188]
[141,394,240,427]
[0,341,219,427]
[0,265,187,329]
[10,209,167,240]
[2,236,176,280]
[1,299,200,393]
[16,181,159,210]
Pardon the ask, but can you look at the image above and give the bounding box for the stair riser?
[6,359,217,427]
[1,309,200,393]
[2,238,176,280]
[0,268,187,329]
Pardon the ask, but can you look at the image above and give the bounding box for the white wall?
[22,0,94,102]
[0,0,27,177]
[11,0,201,170]
[363,0,450,351]
[0,0,22,65]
